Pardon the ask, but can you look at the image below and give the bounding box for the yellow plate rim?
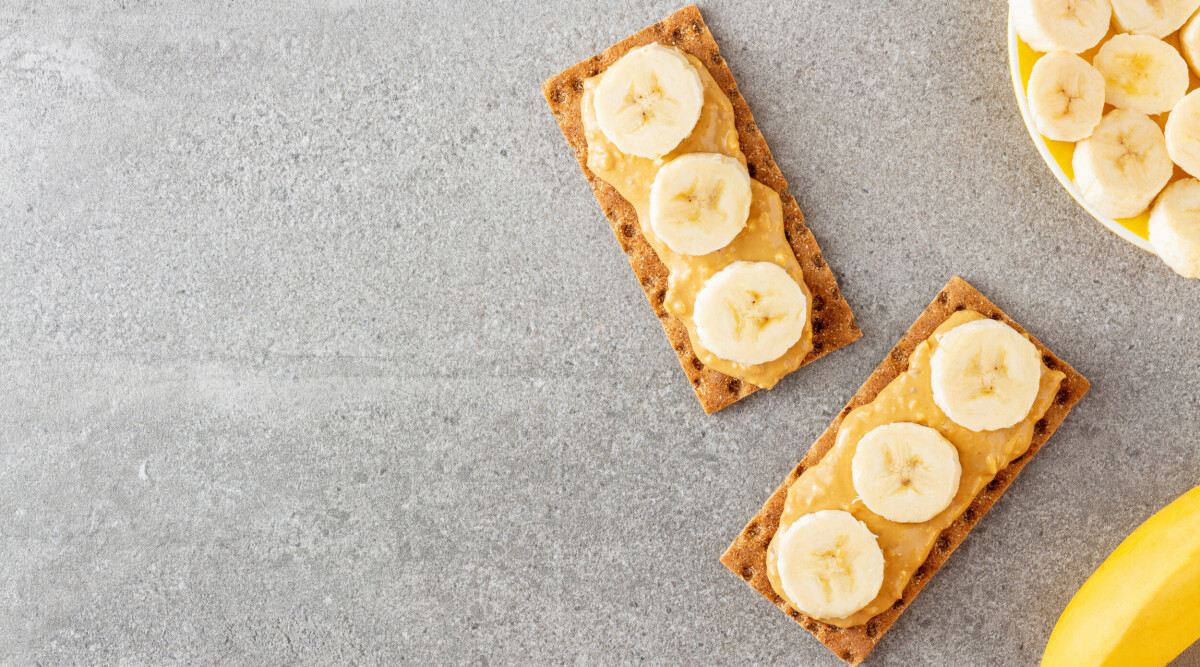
[1006,14,1155,253]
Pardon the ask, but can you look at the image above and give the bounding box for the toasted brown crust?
[542,5,860,414]
[720,277,1090,665]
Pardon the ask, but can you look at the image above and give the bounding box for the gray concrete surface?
[1,0,1198,665]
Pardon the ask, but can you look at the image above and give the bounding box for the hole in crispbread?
[935,535,951,552]
[865,618,881,638]
[937,292,949,305]
[710,52,722,66]
[745,523,760,538]
[691,357,704,372]
[841,650,855,662]
[913,565,928,582]
[621,222,635,238]
[990,312,1003,321]
[740,566,754,581]
[962,507,977,523]
[954,304,965,312]
[890,347,907,363]
[747,163,757,178]
[572,78,584,92]
[787,607,800,619]
[1042,354,1058,370]
[812,317,826,334]
[803,619,819,631]
[745,121,758,136]
[811,294,826,311]
[727,378,741,394]
[892,599,905,611]
[811,340,824,354]
[1034,418,1048,436]
[550,88,566,104]
[691,20,702,34]
[986,479,1001,493]
[792,462,807,478]
[811,255,826,269]
[1055,388,1070,405]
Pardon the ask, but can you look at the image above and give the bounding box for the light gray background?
[1,0,1198,665]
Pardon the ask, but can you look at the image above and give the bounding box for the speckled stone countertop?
[1,1,1198,664]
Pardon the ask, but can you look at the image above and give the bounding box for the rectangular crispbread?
[720,277,1090,665]
[542,5,860,414]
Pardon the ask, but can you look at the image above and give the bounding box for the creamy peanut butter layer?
[579,52,812,390]
[721,277,1090,665]
[543,6,860,413]
[766,309,1064,627]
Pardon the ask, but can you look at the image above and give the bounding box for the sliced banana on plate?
[693,261,807,366]
[851,423,962,524]
[1074,109,1173,219]
[649,153,751,255]
[776,510,885,620]
[1165,90,1200,178]
[1181,9,1200,76]
[930,319,1042,432]
[1010,0,1112,53]
[1149,178,1200,278]
[1111,0,1200,38]
[1093,34,1189,115]
[592,43,704,159]
[1027,51,1106,141]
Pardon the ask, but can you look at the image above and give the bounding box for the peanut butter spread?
[766,310,1066,626]
[580,51,813,389]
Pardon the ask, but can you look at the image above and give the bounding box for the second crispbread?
[542,5,860,414]
[720,277,1090,665]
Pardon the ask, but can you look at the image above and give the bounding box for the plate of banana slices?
[1010,0,1200,279]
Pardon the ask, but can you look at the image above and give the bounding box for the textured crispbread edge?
[720,277,1091,665]
[542,5,861,414]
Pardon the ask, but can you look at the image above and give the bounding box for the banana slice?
[1093,34,1189,115]
[850,423,962,524]
[1111,0,1200,37]
[1165,90,1200,178]
[776,510,885,620]
[1027,51,1106,141]
[1149,178,1200,278]
[1074,109,1173,219]
[1010,0,1112,53]
[1181,9,1200,76]
[649,153,751,255]
[930,319,1042,432]
[693,261,807,366]
[592,43,704,159]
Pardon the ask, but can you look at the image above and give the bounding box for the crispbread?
[543,5,860,414]
[720,277,1090,665]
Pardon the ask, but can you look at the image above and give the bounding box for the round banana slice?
[776,510,885,620]
[592,43,704,159]
[1027,51,1106,142]
[1181,9,1200,76]
[1165,90,1200,179]
[1149,179,1200,278]
[851,423,962,524]
[649,153,751,255]
[693,261,807,366]
[930,319,1042,432]
[1074,109,1173,219]
[1093,34,1189,116]
[1111,0,1200,38]
[1010,0,1112,54]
